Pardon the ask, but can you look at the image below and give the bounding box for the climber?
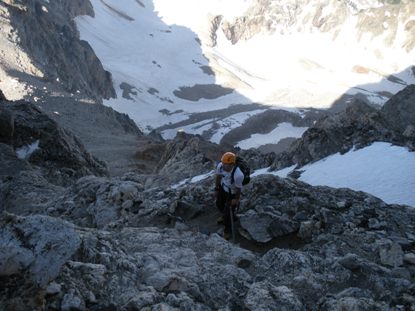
[214,152,244,240]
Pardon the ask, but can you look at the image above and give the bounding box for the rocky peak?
[272,85,415,170]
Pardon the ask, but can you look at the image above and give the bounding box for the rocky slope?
[1,94,415,310]
[1,142,415,310]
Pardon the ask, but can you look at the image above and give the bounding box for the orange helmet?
[221,152,236,164]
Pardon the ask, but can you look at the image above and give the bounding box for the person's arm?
[214,163,222,198]
[231,169,243,206]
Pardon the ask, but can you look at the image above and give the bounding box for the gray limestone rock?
[49,175,144,229]
[61,289,85,311]
[244,282,304,311]
[239,211,274,243]
[378,240,404,268]
[46,282,62,295]
[269,215,300,238]
[297,220,315,241]
[151,132,229,186]
[319,296,391,311]
[1,168,415,310]
[0,213,80,287]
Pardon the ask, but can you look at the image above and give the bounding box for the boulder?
[378,240,404,267]
[49,175,144,229]
[0,213,80,287]
[244,282,304,310]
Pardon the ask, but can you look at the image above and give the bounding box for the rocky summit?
[0,0,415,311]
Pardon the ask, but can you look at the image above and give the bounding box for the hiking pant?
[216,185,237,234]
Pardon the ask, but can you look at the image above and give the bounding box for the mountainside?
[221,0,415,48]
[1,0,415,310]
[72,0,415,151]
[0,0,114,101]
[0,0,157,176]
[208,0,415,107]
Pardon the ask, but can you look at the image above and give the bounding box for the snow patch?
[237,122,308,150]
[251,165,296,178]
[16,140,40,160]
[171,171,214,189]
[298,142,415,207]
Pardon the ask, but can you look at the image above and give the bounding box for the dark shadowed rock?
[0,143,30,178]
[221,109,321,148]
[0,89,6,101]
[381,84,415,134]
[0,104,14,145]
[0,100,107,184]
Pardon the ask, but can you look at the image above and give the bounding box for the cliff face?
[0,0,115,100]
[220,0,415,52]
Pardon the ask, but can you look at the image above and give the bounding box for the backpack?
[231,156,251,185]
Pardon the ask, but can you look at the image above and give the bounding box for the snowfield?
[262,142,415,207]
[236,122,308,149]
[298,142,415,207]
